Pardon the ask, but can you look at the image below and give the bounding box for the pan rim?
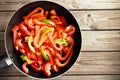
[4,0,82,79]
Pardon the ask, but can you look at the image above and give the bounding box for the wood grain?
[0,75,120,80]
[0,0,120,10]
[0,0,120,80]
[0,52,120,75]
[82,31,120,51]
[0,10,120,31]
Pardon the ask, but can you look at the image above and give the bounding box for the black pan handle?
[0,55,12,68]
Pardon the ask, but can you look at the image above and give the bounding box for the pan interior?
[5,1,81,79]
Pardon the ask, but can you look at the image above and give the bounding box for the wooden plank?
[0,52,120,75]
[0,75,120,80]
[0,31,120,52]
[82,31,120,51]
[0,33,4,52]
[0,0,120,10]
[72,10,120,30]
[0,10,120,31]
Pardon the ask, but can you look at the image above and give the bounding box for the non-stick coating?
[5,1,82,79]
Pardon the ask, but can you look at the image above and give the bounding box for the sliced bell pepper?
[30,64,42,72]
[55,38,69,46]
[24,7,44,25]
[19,22,34,36]
[42,18,56,26]
[22,62,29,73]
[65,25,75,35]
[40,46,49,61]
[50,9,57,15]
[53,65,59,72]
[55,51,73,67]
[12,25,19,43]
[27,18,35,30]
[55,36,74,61]
[60,16,67,26]
[20,55,32,64]
[30,61,42,72]
[27,36,35,53]
[50,15,62,24]
[39,27,54,44]
[15,38,23,50]
[22,42,37,60]
[43,62,51,77]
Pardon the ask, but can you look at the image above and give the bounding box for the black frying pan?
[0,1,82,79]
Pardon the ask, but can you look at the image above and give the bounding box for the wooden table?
[0,0,120,80]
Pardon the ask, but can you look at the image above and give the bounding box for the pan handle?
[0,55,12,68]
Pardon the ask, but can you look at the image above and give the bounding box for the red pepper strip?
[30,7,44,18]
[47,33,63,51]
[22,62,29,73]
[19,49,25,55]
[24,7,44,25]
[17,31,22,38]
[19,22,34,36]
[45,44,55,56]
[30,64,42,72]
[33,25,48,48]
[50,15,62,24]
[27,36,36,53]
[45,11,49,17]
[27,18,35,30]
[65,25,75,35]
[43,62,52,77]
[30,13,45,20]
[55,24,65,32]
[30,62,42,72]
[12,25,19,44]
[33,19,50,26]
[55,36,74,61]
[33,25,40,48]
[39,27,54,47]
[55,50,73,67]
[22,42,37,60]
[15,38,23,50]
[50,9,57,15]
[45,49,54,65]
[59,16,67,26]
[36,52,43,63]
[53,65,59,72]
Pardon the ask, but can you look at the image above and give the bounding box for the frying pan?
[0,1,82,79]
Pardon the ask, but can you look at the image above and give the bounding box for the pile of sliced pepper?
[12,7,75,77]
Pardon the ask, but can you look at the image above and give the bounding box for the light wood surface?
[0,0,120,80]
